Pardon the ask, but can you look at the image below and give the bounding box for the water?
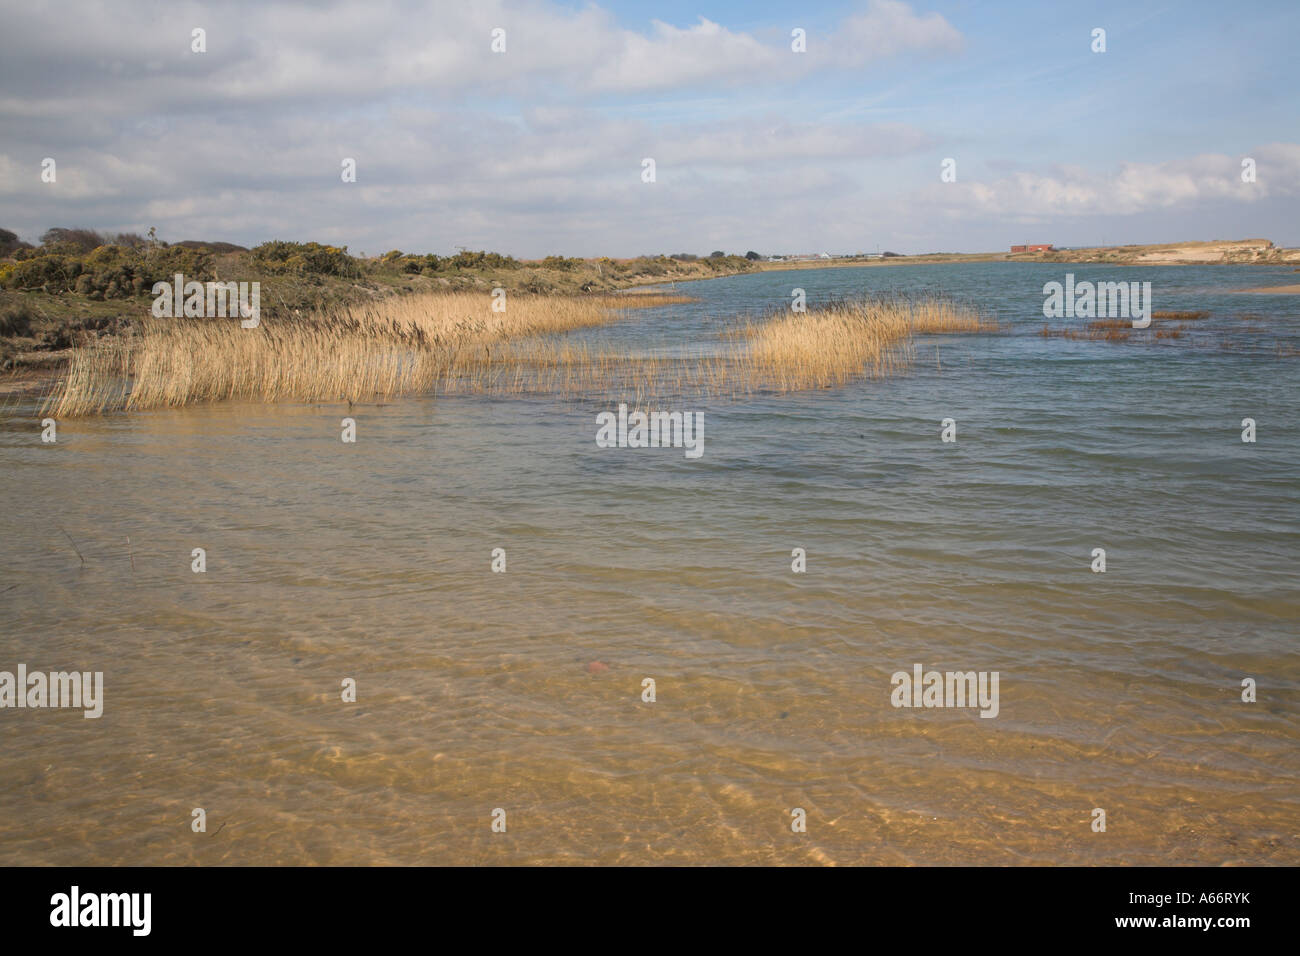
[1,262,1297,865]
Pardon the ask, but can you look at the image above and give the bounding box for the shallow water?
[1,262,1297,865]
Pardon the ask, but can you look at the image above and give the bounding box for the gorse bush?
[149,245,214,282]
[251,240,361,278]
[6,255,82,292]
[369,250,522,276]
[540,255,583,271]
[370,251,438,275]
[443,250,520,270]
[0,241,214,297]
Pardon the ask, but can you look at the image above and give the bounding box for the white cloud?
[830,0,964,64]
[926,146,1299,221]
[1,1,1292,255]
[0,0,966,117]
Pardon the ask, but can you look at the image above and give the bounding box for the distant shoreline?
[1234,284,1300,294]
[743,239,1300,276]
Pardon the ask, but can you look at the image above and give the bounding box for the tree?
[709,250,726,258]
[0,228,32,258]
[41,227,107,254]
[744,250,760,260]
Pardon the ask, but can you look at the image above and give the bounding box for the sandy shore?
[1235,284,1300,294]
[746,239,1300,276]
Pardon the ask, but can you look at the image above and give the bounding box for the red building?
[1010,243,1054,253]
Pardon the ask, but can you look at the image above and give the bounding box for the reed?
[445,296,989,398]
[42,292,992,415]
[731,296,989,390]
[593,292,697,307]
[43,292,617,415]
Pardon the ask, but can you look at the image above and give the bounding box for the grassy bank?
[0,229,757,376]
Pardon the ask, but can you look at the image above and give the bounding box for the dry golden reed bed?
[43,291,990,416]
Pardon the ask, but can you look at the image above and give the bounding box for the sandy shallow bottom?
[2,262,1297,865]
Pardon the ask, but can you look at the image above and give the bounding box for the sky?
[1,0,1297,258]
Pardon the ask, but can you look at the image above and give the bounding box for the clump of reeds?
[442,295,988,398]
[724,295,990,392]
[735,300,911,390]
[1153,310,1210,320]
[595,292,697,307]
[42,291,993,415]
[43,291,618,416]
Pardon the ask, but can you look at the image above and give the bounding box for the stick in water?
[58,525,85,565]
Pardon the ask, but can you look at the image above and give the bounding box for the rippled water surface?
[2,263,1297,865]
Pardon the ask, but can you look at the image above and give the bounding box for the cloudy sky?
[2,0,1297,257]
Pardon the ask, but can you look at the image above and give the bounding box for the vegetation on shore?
[0,227,756,373]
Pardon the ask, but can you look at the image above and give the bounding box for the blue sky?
[1,0,1297,256]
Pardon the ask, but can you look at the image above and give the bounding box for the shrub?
[4,255,82,291]
[142,246,215,290]
[444,250,519,271]
[251,240,360,278]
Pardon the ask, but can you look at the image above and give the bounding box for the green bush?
[444,250,519,271]
[0,239,217,298]
[540,255,582,271]
[251,240,360,278]
[4,255,82,292]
